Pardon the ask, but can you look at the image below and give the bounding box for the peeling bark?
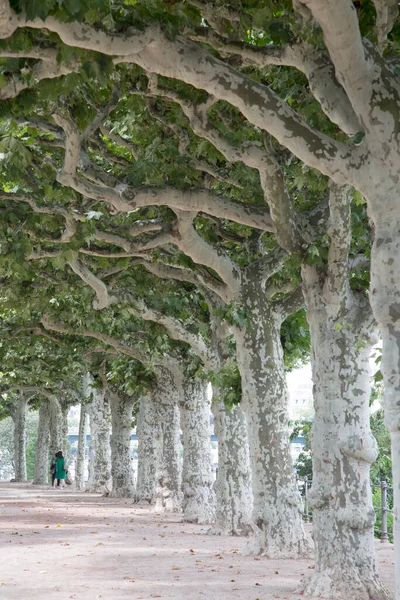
[11,395,28,482]
[136,395,161,503]
[180,378,215,524]
[75,403,87,491]
[85,374,112,494]
[302,263,387,599]
[368,207,400,600]
[49,398,64,460]
[60,402,70,465]
[234,274,309,558]
[34,400,51,485]
[153,367,182,513]
[108,387,135,498]
[211,399,253,536]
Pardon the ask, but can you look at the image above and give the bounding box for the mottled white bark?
[49,398,64,459]
[75,403,87,491]
[302,262,386,599]
[3,3,399,591]
[136,395,161,503]
[108,387,135,498]
[85,375,112,494]
[368,207,400,600]
[3,12,353,180]
[211,399,253,535]
[153,367,182,512]
[60,402,70,465]
[234,275,309,558]
[180,378,215,524]
[11,395,28,481]
[34,400,51,485]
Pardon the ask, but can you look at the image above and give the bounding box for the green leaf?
[353,190,365,206]
[0,74,9,89]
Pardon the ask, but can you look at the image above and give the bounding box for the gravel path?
[0,482,394,600]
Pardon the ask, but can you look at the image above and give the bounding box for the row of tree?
[0,1,398,598]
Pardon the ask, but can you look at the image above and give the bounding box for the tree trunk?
[234,275,309,558]
[75,403,87,491]
[153,367,183,512]
[60,403,70,465]
[108,388,134,498]
[49,398,64,459]
[136,395,161,503]
[302,264,387,600]
[12,395,28,481]
[211,399,253,535]
[368,205,400,600]
[85,375,112,494]
[180,378,215,524]
[34,400,51,485]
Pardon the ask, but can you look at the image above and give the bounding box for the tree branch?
[4,385,57,401]
[68,259,119,310]
[248,246,288,286]
[142,95,243,188]
[53,111,276,229]
[81,92,120,143]
[144,82,303,251]
[52,112,134,212]
[0,193,84,243]
[172,210,239,300]
[349,254,370,271]
[10,324,64,345]
[27,249,63,260]
[0,5,358,183]
[323,182,352,310]
[372,0,399,48]
[132,187,274,231]
[0,47,79,99]
[129,35,361,183]
[7,11,157,56]
[41,314,148,363]
[265,280,297,299]
[100,126,139,160]
[133,299,217,369]
[276,285,305,322]
[128,219,163,237]
[188,30,361,135]
[299,0,400,137]
[131,257,227,300]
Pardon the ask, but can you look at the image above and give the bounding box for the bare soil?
[0,482,394,600]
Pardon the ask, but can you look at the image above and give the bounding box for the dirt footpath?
[0,483,394,600]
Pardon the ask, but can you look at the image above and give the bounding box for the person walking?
[55,450,67,489]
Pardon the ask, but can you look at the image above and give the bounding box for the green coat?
[55,457,67,480]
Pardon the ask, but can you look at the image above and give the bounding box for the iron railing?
[297,477,393,542]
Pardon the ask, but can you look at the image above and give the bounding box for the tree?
[0,1,398,595]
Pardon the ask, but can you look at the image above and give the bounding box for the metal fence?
[297,477,393,542]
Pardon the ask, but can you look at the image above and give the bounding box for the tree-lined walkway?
[0,483,395,600]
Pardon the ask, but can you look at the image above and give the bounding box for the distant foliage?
[0,410,38,480]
